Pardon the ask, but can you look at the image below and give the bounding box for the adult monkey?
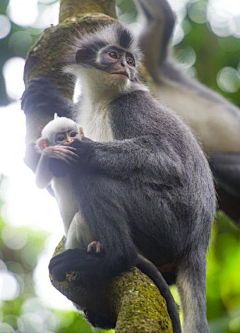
[20,0,214,330]
[134,0,240,225]
[21,1,182,331]
[23,23,215,333]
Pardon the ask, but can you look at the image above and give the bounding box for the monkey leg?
[176,251,208,333]
[65,212,93,250]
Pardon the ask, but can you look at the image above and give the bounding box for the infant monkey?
[35,116,99,253]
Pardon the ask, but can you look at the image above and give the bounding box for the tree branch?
[51,238,173,332]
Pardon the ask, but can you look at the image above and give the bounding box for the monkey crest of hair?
[64,24,143,83]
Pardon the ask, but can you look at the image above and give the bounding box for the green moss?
[112,269,173,333]
[59,0,116,22]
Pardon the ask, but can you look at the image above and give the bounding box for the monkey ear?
[76,49,88,64]
[79,127,84,137]
[38,138,49,150]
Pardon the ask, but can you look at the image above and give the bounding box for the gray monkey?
[134,0,240,224]
[22,24,216,333]
[35,116,181,332]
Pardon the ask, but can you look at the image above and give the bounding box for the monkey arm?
[71,136,180,185]
[21,77,77,173]
[21,77,75,119]
[35,153,54,189]
[35,146,79,188]
[134,0,175,81]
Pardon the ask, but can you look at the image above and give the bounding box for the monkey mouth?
[111,71,129,78]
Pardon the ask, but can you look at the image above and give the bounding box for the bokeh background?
[0,0,240,332]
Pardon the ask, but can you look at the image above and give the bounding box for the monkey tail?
[136,255,182,333]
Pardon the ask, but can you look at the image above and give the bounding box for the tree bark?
[51,238,173,333]
[23,0,173,331]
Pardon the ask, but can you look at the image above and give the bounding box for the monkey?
[20,0,240,225]
[22,24,216,333]
[34,116,96,251]
[35,116,182,332]
[133,0,240,224]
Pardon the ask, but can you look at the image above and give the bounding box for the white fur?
[66,66,148,142]
[57,53,149,245]
[52,175,78,234]
[38,117,90,249]
[65,212,93,250]
[52,174,93,250]
[176,269,199,333]
[41,117,77,141]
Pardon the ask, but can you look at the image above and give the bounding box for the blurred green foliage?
[0,0,240,332]
[177,21,240,105]
[207,214,240,333]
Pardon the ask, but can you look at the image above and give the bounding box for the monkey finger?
[47,151,74,164]
[54,146,77,151]
[52,146,75,151]
[49,148,80,160]
[87,241,102,254]
[60,152,80,162]
[56,155,77,165]
[53,147,79,157]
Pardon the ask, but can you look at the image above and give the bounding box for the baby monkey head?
[37,117,83,150]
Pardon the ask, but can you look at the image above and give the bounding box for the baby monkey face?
[54,127,84,146]
[55,129,79,145]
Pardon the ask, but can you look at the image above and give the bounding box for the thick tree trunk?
[23,0,173,331]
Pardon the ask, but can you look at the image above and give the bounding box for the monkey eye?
[57,136,65,141]
[70,132,77,137]
[108,51,118,59]
[126,57,135,67]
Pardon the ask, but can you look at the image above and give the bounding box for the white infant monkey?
[35,117,100,252]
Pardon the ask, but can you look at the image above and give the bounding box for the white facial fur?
[40,117,79,146]
[64,66,148,142]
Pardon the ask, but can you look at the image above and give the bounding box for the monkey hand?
[49,248,106,282]
[43,146,79,165]
[21,77,74,117]
[21,77,60,115]
[44,146,79,177]
[69,137,94,160]
[87,241,102,254]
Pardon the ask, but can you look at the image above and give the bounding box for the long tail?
[137,255,181,333]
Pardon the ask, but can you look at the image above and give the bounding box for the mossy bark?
[51,238,173,333]
[23,0,173,331]
[59,0,116,22]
